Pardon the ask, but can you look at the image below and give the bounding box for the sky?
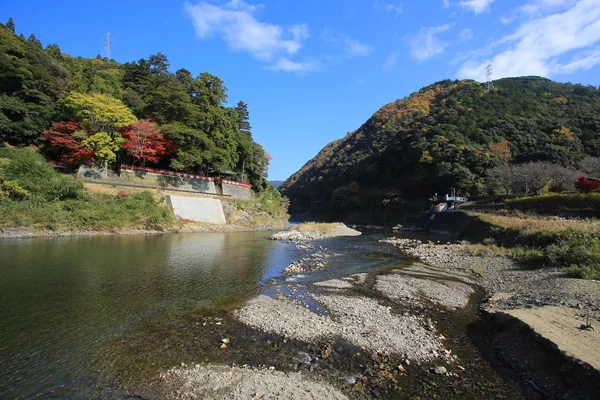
[3,0,600,180]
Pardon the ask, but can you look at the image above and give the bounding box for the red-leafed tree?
[122,119,175,166]
[41,120,94,166]
[574,176,600,193]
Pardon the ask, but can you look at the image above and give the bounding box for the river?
[0,231,404,398]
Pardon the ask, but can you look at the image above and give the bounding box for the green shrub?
[0,148,83,201]
[565,264,600,280]
[0,149,175,231]
[511,247,545,267]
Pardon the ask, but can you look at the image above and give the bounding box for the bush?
[511,247,545,267]
[0,149,175,231]
[0,148,83,201]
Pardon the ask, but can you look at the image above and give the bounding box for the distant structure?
[103,32,112,60]
[485,63,494,92]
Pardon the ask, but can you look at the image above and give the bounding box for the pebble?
[432,366,447,375]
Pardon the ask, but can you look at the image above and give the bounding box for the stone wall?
[78,166,218,196]
[222,182,252,200]
[77,166,257,200]
[119,170,218,194]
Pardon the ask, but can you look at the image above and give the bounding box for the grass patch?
[462,244,511,257]
[465,211,600,280]
[504,192,600,205]
[293,222,344,233]
[0,191,176,232]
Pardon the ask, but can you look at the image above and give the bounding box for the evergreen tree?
[5,17,15,33]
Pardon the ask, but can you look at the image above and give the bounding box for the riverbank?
[0,149,290,239]
[0,221,286,239]
[381,237,600,398]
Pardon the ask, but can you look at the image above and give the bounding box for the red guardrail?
[120,164,251,188]
[222,179,251,188]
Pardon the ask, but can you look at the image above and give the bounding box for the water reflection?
[0,232,296,398]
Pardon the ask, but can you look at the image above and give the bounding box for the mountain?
[269,180,284,189]
[280,77,600,222]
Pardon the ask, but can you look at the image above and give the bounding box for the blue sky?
[3,0,600,180]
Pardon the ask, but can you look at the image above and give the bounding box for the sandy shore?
[269,224,361,241]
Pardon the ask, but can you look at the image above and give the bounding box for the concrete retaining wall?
[78,166,255,200]
[78,166,219,196]
[222,182,252,200]
[166,195,226,224]
[119,170,218,194]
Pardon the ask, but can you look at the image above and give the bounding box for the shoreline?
[0,221,289,240]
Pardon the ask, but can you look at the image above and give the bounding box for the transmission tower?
[485,63,494,92]
[103,32,112,60]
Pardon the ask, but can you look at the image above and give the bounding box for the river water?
[0,231,404,398]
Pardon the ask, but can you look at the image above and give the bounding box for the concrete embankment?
[166,195,226,225]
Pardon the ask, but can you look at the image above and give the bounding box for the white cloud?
[457,0,600,80]
[520,0,576,15]
[322,26,372,58]
[557,47,600,74]
[408,24,453,61]
[383,52,399,70]
[374,1,404,16]
[460,0,495,14]
[442,0,451,7]
[184,0,309,62]
[269,58,316,73]
[343,37,372,57]
[460,28,474,41]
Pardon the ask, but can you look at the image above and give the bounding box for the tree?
[580,157,600,177]
[161,122,216,173]
[486,163,513,195]
[82,132,124,170]
[0,24,69,145]
[6,17,15,33]
[574,176,600,193]
[235,101,251,133]
[122,119,175,166]
[45,43,62,59]
[40,120,93,166]
[62,92,136,133]
[489,139,511,161]
[27,34,42,48]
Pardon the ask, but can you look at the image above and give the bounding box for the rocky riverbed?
[380,238,600,313]
[270,224,362,274]
[145,233,600,399]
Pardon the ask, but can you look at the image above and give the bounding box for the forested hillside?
[0,18,271,191]
[280,76,600,220]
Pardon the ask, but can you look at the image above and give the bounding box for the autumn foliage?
[122,119,175,166]
[41,120,94,166]
[574,176,600,193]
[489,139,512,161]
